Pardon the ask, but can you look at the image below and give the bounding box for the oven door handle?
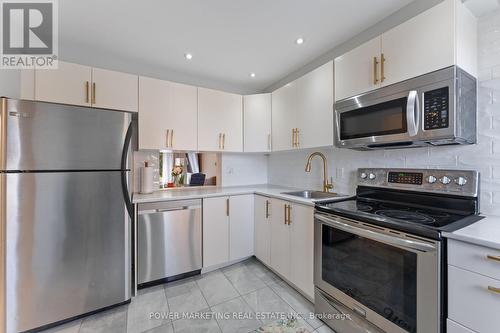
[406,90,420,137]
[315,214,436,252]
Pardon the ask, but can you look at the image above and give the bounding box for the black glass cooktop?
[319,199,466,227]
[315,187,482,240]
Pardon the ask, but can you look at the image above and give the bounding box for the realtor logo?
[1,0,58,68]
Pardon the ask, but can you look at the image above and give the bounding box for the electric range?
[314,168,483,333]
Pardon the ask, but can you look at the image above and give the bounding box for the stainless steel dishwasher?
[137,199,202,286]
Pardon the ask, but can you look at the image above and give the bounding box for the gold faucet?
[305,152,334,193]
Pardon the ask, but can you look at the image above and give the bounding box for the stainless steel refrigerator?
[0,98,136,333]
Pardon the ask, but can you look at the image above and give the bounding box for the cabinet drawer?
[448,265,500,333]
[448,239,500,280]
[447,319,476,333]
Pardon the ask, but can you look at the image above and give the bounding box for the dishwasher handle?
[137,199,202,215]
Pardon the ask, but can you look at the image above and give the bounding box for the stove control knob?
[427,175,437,184]
[369,173,376,180]
[360,172,367,179]
[440,176,451,185]
[455,177,468,186]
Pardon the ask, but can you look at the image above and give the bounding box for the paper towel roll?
[140,166,154,194]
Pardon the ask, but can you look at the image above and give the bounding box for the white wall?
[268,8,500,216]
[221,153,268,186]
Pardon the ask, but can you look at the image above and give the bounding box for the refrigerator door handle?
[121,122,134,219]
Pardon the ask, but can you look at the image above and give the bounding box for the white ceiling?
[59,0,414,93]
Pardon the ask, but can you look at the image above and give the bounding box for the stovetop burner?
[374,209,435,224]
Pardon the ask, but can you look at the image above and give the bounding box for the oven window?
[339,97,408,140]
[322,224,417,333]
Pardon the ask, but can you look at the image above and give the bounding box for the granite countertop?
[132,184,352,206]
[443,216,500,250]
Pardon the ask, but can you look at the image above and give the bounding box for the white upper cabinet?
[334,38,381,101]
[91,68,138,112]
[296,61,334,149]
[198,87,243,152]
[271,83,297,151]
[138,77,197,151]
[272,61,334,151]
[35,61,139,112]
[334,0,477,101]
[35,61,92,107]
[243,94,272,152]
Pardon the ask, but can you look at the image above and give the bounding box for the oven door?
[314,213,441,333]
[335,89,420,150]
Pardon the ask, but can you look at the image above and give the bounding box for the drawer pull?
[487,255,500,262]
[487,286,500,294]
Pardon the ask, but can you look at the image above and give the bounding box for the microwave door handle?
[406,90,419,137]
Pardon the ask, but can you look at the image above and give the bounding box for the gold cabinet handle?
[284,204,288,224]
[381,53,386,83]
[488,286,500,294]
[218,133,222,149]
[166,129,170,147]
[170,129,174,148]
[487,255,500,262]
[222,133,226,150]
[265,200,270,219]
[373,56,379,85]
[287,205,292,225]
[91,82,96,104]
[226,198,229,217]
[295,128,300,148]
[85,81,90,103]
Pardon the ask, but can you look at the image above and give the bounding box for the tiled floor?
[39,258,334,333]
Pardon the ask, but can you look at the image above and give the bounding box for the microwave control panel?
[423,87,449,130]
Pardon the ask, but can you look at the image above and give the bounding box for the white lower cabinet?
[270,198,291,278]
[289,203,314,299]
[229,195,254,261]
[203,197,229,267]
[447,239,500,333]
[254,195,272,266]
[203,195,254,268]
[261,196,314,299]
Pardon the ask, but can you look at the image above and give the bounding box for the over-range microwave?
[334,66,477,150]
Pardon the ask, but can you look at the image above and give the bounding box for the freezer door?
[1,98,134,171]
[3,171,131,333]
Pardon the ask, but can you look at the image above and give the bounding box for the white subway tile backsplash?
[268,9,500,215]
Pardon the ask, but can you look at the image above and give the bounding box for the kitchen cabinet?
[35,61,92,107]
[296,61,334,149]
[270,198,290,277]
[272,61,333,151]
[268,198,314,299]
[254,195,272,266]
[447,239,500,333]
[203,195,254,268]
[138,76,198,150]
[91,68,138,112]
[334,37,381,101]
[198,88,243,152]
[35,61,139,112]
[334,0,477,101]
[243,94,272,152]
[271,83,297,151]
[203,196,230,267]
[447,319,476,333]
[289,203,314,298]
[229,195,254,261]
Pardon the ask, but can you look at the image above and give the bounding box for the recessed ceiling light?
[184,53,193,60]
[249,72,256,78]
[295,37,304,45]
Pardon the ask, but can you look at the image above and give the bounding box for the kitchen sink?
[281,190,344,200]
